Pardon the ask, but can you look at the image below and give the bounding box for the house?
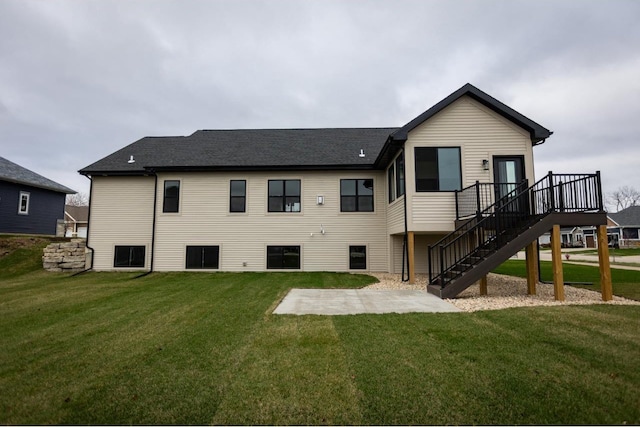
[0,156,75,236]
[79,83,610,299]
[538,227,584,248]
[64,205,89,238]
[583,206,640,248]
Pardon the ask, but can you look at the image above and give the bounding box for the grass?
[568,247,640,256]
[494,259,640,301]
[1,247,639,424]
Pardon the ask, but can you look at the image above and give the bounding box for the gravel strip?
[365,272,640,312]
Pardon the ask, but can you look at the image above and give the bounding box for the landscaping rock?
[42,240,87,272]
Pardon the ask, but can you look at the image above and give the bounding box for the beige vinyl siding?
[414,234,447,274]
[405,95,535,232]
[88,176,155,270]
[387,197,405,235]
[152,170,388,272]
[390,234,404,274]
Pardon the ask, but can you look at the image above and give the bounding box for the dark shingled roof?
[79,83,553,176]
[609,206,640,226]
[0,156,75,194]
[79,128,398,175]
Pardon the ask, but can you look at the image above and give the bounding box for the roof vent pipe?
[128,155,135,164]
[359,149,365,158]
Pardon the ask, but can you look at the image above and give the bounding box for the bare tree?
[66,192,89,206]
[607,186,640,212]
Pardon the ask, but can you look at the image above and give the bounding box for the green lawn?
[494,259,640,301]
[1,247,639,424]
[568,247,640,256]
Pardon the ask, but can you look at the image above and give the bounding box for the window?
[114,246,145,268]
[163,180,180,213]
[18,192,30,215]
[623,228,639,240]
[267,246,300,269]
[268,180,301,212]
[230,180,246,213]
[349,246,367,270]
[396,152,405,197]
[340,179,374,212]
[415,147,461,192]
[388,164,395,203]
[186,246,220,269]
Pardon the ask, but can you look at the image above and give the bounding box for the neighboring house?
[539,227,584,248]
[583,206,640,248]
[0,156,75,236]
[64,205,89,238]
[80,83,605,297]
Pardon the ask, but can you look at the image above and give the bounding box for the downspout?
[401,147,410,282]
[71,175,95,276]
[135,171,157,279]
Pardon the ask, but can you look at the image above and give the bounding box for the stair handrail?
[428,172,602,288]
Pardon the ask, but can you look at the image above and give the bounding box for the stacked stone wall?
[43,239,87,272]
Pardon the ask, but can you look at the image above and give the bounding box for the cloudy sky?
[1,0,638,206]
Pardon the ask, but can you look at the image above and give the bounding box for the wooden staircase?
[427,173,607,299]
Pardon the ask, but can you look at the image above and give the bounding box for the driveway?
[273,289,461,315]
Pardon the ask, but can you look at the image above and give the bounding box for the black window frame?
[388,164,395,203]
[185,245,220,269]
[340,179,374,212]
[114,245,145,268]
[349,245,367,270]
[230,180,247,213]
[396,152,405,197]
[266,246,301,269]
[414,147,462,192]
[267,179,302,213]
[163,180,180,213]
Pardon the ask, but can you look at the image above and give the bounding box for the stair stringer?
[427,214,558,299]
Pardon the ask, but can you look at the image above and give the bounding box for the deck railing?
[429,172,603,289]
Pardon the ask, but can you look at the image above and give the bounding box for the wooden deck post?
[525,240,538,295]
[597,225,613,301]
[408,231,415,285]
[551,225,565,301]
[479,275,488,295]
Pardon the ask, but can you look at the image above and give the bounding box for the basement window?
[186,246,220,269]
[267,246,300,269]
[114,246,145,268]
[349,246,367,270]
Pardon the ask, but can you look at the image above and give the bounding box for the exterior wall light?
[482,159,490,171]
[317,195,324,205]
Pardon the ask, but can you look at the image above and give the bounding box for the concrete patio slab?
[273,289,461,315]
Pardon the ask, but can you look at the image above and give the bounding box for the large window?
[388,164,395,203]
[415,147,461,192]
[114,246,145,268]
[349,246,367,270]
[396,152,405,197]
[230,180,246,213]
[186,246,220,269]
[267,246,300,269]
[18,192,30,215]
[340,179,374,212]
[163,180,180,213]
[268,180,301,212]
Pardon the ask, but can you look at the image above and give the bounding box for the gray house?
[0,156,75,235]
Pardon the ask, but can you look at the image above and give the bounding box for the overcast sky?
[1,0,638,205]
